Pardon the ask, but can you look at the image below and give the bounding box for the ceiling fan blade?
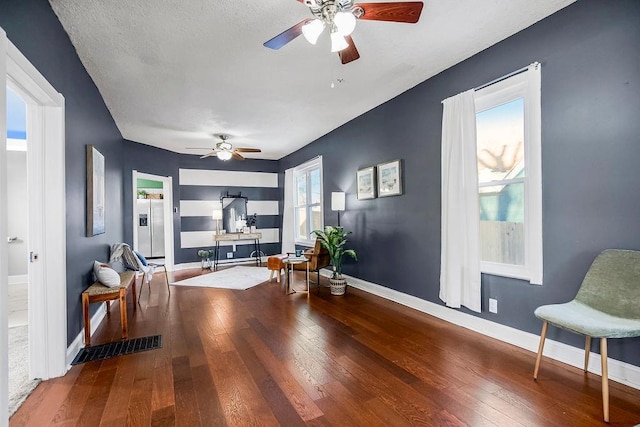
[232,152,245,160]
[200,151,218,159]
[235,148,262,153]
[339,35,360,64]
[264,19,313,50]
[354,2,424,23]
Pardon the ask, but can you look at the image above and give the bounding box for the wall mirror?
[221,194,248,233]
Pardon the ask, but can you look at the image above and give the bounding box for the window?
[293,156,323,246]
[474,65,542,284]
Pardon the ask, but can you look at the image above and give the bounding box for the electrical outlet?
[489,298,498,314]
[227,252,233,259]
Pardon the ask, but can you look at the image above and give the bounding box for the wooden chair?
[533,249,640,422]
[82,271,136,346]
[290,239,331,294]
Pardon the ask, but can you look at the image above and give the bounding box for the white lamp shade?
[335,12,356,36]
[330,31,349,52]
[302,19,324,45]
[331,192,346,211]
[212,209,223,220]
[217,150,232,161]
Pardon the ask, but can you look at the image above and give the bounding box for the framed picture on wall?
[356,166,376,200]
[377,159,402,197]
[86,145,106,236]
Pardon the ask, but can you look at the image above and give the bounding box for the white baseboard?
[8,274,28,285]
[66,304,107,367]
[320,269,640,391]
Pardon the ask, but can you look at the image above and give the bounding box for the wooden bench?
[82,271,137,346]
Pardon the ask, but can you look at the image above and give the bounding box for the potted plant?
[246,213,258,233]
[312,225,357,295]
[137,189,147,199]
[197,249,214,269]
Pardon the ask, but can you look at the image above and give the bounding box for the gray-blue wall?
[280,0,640,365]
[121,140,281,264]
[0,0,126,344]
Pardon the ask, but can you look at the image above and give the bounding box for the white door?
[2,27,67,425]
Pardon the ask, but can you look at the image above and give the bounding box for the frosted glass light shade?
[331,192,345,211]
[330,31,349,52]
[217,150,232,161]
[302,19,324,45]
[334,12,356,36]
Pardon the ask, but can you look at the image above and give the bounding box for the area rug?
[71,335,163,365]
[171,266,271,290]
[8,325,40,417]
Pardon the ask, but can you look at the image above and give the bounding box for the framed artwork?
[86,145,106,236]
[356,166,376,200]
[377,159,402,197]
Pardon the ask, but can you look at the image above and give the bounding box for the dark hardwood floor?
[10,266,640,426]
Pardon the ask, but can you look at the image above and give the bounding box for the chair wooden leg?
[119,288,128,339]
[162,265,170,294]
[534,321,548,380]
[601,338,609,423]
[584,336,592,372]
[138,272,146,300]
[82,293,90,346]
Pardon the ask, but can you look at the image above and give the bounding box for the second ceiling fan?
[264,0,424,64]
[188,135,261,161]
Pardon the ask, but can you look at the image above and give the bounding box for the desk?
[212,232,262,270]
[283,256,309,295]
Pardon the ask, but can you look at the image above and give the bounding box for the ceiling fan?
[264,0,424,64]
[187,135,261,161]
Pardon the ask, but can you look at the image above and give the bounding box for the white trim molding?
[7,275,27,285]
[320,269,640,391]
[66,304,107,367]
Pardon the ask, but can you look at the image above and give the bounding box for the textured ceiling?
[50,0,575,160]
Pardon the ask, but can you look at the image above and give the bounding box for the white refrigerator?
[137,199,165,258]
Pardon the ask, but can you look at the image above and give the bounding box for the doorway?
[1,30,67,424]
[132,171,174,271]
[5,86,37,415]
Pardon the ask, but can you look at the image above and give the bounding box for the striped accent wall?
[178,168,282,260]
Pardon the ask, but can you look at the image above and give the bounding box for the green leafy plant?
[197,249,214,259]
[312,226,357,279]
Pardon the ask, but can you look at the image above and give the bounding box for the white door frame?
[1,29,67,425]
[1,27,9,427]
[132,171,174,270]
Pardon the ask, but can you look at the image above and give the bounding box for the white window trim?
[293,156,324,247]
[474,64,542,285]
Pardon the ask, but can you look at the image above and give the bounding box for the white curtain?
[440,89,481,313]
[281,168,295,254]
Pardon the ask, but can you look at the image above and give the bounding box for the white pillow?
[93,261,121,288]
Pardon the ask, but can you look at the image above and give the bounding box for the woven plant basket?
[329,277,347,295]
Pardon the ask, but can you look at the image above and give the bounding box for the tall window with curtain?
[440,63,542,313]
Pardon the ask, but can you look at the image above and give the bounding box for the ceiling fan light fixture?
[217,150,232,161]
[330,29,349,52]
[302,19,324,45]
[334,11,356,36]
